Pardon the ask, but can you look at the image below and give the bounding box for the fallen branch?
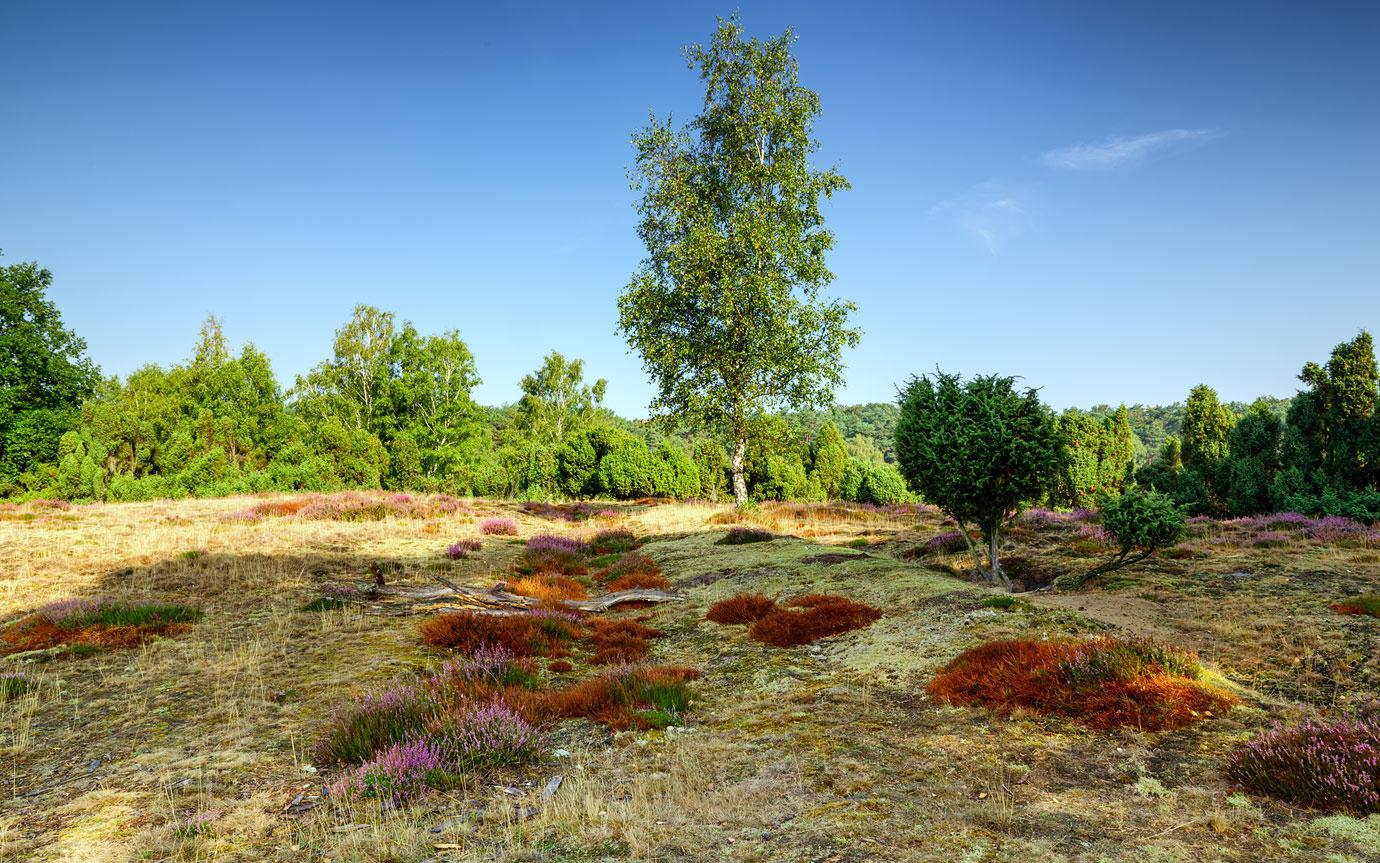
[352,581,684,616]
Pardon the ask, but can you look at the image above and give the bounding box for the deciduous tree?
[618,16,858,506]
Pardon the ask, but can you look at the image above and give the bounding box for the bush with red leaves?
[748,595,883,647]
[705,593,778,625]
[928,637,1238,731]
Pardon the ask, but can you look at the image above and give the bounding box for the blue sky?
[3,1,1377,417]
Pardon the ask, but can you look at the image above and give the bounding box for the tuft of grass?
[509,575,589,602]
[1332,595,1380,618]
[716,526,774,545]
[0,673,33,701]
[591,528,640,555]
[544,665,699,730]
[980,595,1028,611]
[847,538,869,548]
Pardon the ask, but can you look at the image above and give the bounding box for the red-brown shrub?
[543,665,700,730]
[705,593,778,625]
[606,572,672,592]
[418,611,581,657]
[508,576,589,602]
[547,660,573,674]
[584,618,665,665]
[747,595,883,648]
[927,638,1238,731]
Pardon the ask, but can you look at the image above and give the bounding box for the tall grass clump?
[716,526,774,545]
[21,598,202,631]
[590,528,640,554]
[546,664,700,730]
[0,673,32,701]
[1225,704,1380,814]
[929,636,1238,731]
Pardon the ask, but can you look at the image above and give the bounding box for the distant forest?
[3,254,1376,520]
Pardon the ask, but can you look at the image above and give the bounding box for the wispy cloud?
[1041,128,1220,171]
[929,181,1031,255]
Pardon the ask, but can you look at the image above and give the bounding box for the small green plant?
[270,687,297,704]
[0,673,32,701]
[177,549,203,561]
[980,595,1027,612]
[1064,489,1186,589]
[847,538,868,548]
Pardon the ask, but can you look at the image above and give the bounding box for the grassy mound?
[928,636,1238,731]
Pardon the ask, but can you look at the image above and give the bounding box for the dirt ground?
[1,496,1378,862]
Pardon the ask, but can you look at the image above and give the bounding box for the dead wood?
[347,580,683,616]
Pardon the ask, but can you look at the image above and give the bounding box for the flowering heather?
[327,734,445,805]
[316,678,437,764]
[923,531,970,554]
[1074,524,1113,544]
[20,598,201,631]
[1020,509,1067,529]
[426,702,545,768]
[480,517,518,536]
[526,534,588,555]
[1066,508,1100,522]
[436,645,539,689]
[175,808,221,837]
[445,539,482,560]
[521,501,602,522]
[590,528,639,554]
[1225,707,1380,813]
[1251,531,1292,547]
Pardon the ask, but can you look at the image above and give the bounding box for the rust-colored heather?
[543,665,700,730]
[508,576,589,602]
[515,550,588,577]
[594,552,662,585]
[584,618,665,665]
[705,593,778,625]
[927,639,1239,731]
[1,620,194,655]
[547,660,573,674]
[747,595,883,648]
[606,572,671,592]
[418,611,581,657]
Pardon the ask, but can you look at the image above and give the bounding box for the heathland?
[2,493,1378,862]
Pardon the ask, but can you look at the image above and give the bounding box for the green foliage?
[1053,406,1134,508]
[691,439,729,501]
[1223,399,1283,516]
[1069,489,1186,588]
[1181,384,1235,506]
[513,352,608,448]
[744,415,808,502]
[1283,331,1378,494]
[557,432,598,497]
[895,370,1062,589]
[618,16,858,505]
[386,432,423,492]
[809,420,848,499]
[0,253,101,487]
[596,433,654,499]
[649,441,700,499]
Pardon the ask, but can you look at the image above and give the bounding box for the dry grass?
[1,494,1377,862]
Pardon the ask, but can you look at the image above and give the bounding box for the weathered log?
[349,579,684,617]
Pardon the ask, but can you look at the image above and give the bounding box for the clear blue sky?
[3,1,1377,417]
